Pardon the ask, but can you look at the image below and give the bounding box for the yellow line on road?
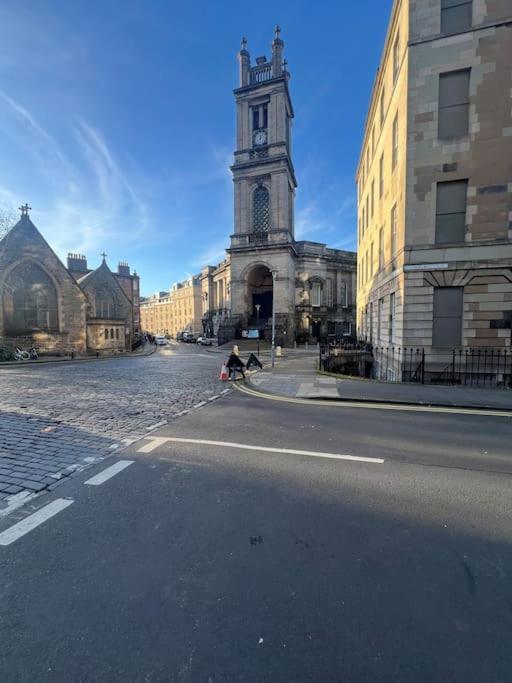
[234,381,512,418]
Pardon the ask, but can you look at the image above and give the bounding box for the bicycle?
[14,347,30,361]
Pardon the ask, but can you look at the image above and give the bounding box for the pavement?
[0,342,229,507]
[0,381,511,681]
[247,353,512,410]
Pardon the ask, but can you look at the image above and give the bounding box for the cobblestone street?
[0,344,226,506]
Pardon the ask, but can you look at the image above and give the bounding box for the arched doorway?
[247,264,273,326]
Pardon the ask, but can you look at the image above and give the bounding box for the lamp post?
[255,303,261,355]
[271,269,278,367]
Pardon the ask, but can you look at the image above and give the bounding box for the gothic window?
[253,185,270,233]
[2,261,58,335]
[95,290,116,318]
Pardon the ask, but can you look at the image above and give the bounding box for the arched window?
[110,328,114,339]
[3,261,58,335]
[115,328,119,340]
[95,289,116,318]
[104,328,109,339]
[253,185,270,233]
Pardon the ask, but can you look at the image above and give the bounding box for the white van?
[155,335,167,346]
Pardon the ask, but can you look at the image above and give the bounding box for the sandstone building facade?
[140,277,203,338]
[357,0,512,379]
[0,208,140,354]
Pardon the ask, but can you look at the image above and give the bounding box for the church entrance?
[246,264,273,328]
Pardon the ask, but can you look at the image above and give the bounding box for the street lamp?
[271,269,278,367]
[255,303,261,355]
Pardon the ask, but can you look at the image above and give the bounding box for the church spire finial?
[274,25,281,39]
[101,251,107,263]
[19,203,32,217]
[240,36,248,52]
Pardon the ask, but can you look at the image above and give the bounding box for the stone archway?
[246,264,273,326]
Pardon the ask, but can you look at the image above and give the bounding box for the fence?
[320,344,512,388]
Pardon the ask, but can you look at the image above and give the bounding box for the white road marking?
[220,388,230,394]
[159,437,384,464]
[193,401,207,409]
[84,460,134,486]
[146,420,167,431]
[0,498,73,546]
[0,491,38,520]
[137,437,169,453]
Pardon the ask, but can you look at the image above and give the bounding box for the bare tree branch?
[0,206,17,239]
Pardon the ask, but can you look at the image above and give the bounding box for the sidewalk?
[246,354,512,410]
[0,343,156,368]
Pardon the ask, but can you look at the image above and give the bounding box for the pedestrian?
[226,352,245,380]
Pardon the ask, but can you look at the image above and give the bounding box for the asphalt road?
[0,358,511,681]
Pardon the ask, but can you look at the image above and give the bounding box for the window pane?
[439,104,469,138]
[441,4,472,33]
[439,70,470,108]
[437,180,467,213]
[435,213,466,243]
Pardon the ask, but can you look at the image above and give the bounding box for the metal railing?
[321,344,512,388]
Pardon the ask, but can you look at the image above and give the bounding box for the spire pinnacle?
[19,203,32,216]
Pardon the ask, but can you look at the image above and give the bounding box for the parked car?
[155,335,167,346]
[196,336,213,346]
[182,332,197,343]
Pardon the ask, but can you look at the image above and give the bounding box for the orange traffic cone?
[219,363,228,381]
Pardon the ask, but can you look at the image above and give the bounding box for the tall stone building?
[215,28,356,344]
[357,0,512,379]
[0,207,140,354]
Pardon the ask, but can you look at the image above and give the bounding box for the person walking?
[226,352,245,380]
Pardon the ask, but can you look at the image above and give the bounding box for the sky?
[0,0,393,296]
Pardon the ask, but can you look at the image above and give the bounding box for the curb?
[244,377,512,413]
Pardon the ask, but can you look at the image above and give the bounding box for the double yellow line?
[235,381,512,418]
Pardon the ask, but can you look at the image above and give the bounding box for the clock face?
[254,130,267,146]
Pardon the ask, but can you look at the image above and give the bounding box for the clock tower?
[228,26,298,340]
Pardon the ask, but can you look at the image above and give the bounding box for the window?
[389,292,395,340]
[392,114,398,170]
[393,32,400,83]
[438,69,470,138]
[110,328,114,339]
[326,278,333,308]
[441,0,472,34]
[433,287,463,346]
[252,107,259,131]
[379,153,384,197]
[311,282,321,308]
[365,250,369,282]
[253,185,270,233]
[378,298,384,341]
[380,89,385,127]
[435,180,468,244]
[371,126,375,155]
[115,328,120,340]
[369,302,374,343]
[378,227,384,270]
[95,291,116,318]
[371,180,375,218]
[3,261,58,335]
[391,204,398,258]
[366,195,369,230]
[370,242,374,277]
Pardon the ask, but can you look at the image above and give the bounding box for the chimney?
[118,261,131,276]
[67,253,88,273]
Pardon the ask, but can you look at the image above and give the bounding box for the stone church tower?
[228,27,298,341]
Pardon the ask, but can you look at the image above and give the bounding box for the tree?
[0,206,17,240]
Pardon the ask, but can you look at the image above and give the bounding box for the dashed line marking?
[146,420,167,431]
[0,498,73,546]
[193,401,207,409]
[84,460,134,486]
[220,388,231,394]
[137,437,169,454]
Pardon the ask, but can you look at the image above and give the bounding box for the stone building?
[201,29,356,344]
[140,277,203,338]
[0,207,140,354]
[356,0,512,379]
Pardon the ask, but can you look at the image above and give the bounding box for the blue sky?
[0,0,392,295]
